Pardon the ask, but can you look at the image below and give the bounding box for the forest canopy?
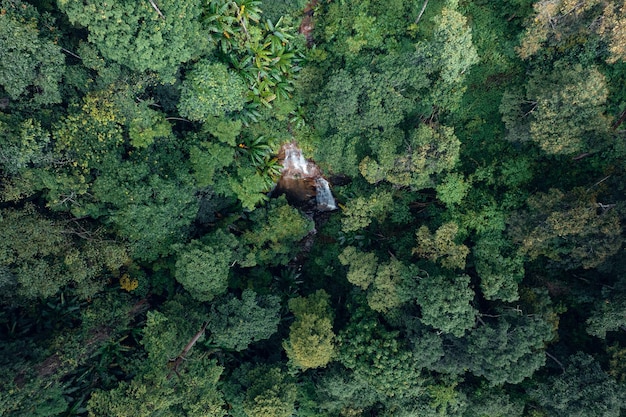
[1,0,626,416]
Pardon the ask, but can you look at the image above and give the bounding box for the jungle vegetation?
[1,0,626,416]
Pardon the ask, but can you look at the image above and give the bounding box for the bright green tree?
[127,101,172,148]
[435,172,471,206]
[178,60,247,121]
[57,0,210,80]
[240,196,314,267]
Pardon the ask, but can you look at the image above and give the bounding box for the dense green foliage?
[1,0,625,416]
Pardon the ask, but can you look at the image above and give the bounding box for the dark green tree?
[473,233,523,302]
[463,385,523,417]
[529,352,625,417]
[0,2,64,106]
[337,302,432,401]
[440,312,554,386]
[587,279,626,339]
[174,230,238,302]
[509,188,622,270]
[208,289,281,351]
[416,273,477,337]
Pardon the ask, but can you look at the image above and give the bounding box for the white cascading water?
[281,142,311,176]
[315,178,337,211]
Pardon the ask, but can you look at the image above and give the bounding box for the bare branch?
[165,117,193,123]
[586,175,611,192]
[415,0,429,25]
[167,322,209,379]
[546,351,565,373]
[61,48,81,59]
[148,0,165,19]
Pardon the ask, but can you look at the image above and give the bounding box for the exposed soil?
[299,0,319,47]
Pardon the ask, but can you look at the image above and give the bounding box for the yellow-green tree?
[527,63,611,156]
[413,222,469,270]
[178,60,247,120]
[242,366,297,417]
[359,124,461,191]
[283,290,336,371]
[224,363,297,417]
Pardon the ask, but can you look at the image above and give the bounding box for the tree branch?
[147,0,165,19]
[165,117,192,122]
[587,175,611,192]
[61,48,81,59]
[415,0,429,25]
[167,322,209,379]
[546,351,565,373]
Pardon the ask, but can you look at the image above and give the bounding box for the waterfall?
[281,142,312,176]
[315,178,337,211]
[275,142,337,212]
